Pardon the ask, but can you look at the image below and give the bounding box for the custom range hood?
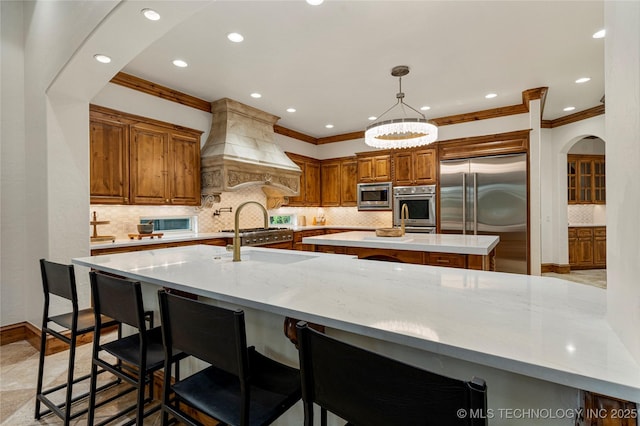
[200,98,301,207]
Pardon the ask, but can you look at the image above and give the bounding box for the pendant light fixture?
[365,65,437,149]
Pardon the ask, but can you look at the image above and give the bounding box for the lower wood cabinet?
[91,238,228,255]
[568,227,606,269]
[583,392,637,426]
[293,229,326,251]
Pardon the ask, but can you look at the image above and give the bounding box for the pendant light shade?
[365,66,437,149]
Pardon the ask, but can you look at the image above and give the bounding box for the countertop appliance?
[357,182,392,211]
[220,227,293,247]
[440,153,528,274]
[393,185,436,233]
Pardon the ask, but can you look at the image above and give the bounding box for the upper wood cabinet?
[356,151,391,183]
[89,117,130,204]
[392,147,437,186]
[90,105,202,206]
[567,154,605,204]
[286,152,321,207]
[320,157,357,207]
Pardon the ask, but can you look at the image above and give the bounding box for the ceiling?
[123,1,604,139]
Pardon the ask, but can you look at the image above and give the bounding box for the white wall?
[605,1,640,363]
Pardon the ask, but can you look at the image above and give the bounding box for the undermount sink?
[213,250,318,265]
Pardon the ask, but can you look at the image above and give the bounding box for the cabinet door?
[340,159,358,206]
[413,148,437,184]
[578,160,593,202]
[567,158,578,204]
[594,159,606,203]
[321,162,341,206]
[287,158,306,206]
[568,228,577,266]
[594,227,606,266]
[357,157,375,182]
[130,125,169,204]
[169,132,200,205]
[392,151,414,186]
[576,228,594,265]
[584,392,637,426]
[305,161,321,206]
[90,119,129,204]
[373,156,391,181]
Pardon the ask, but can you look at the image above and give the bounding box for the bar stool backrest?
[297,322,488,426]
[90,272,145,330]
[40,259,77,305]
[158,290,248,378]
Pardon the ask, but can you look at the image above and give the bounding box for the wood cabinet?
[568,227,606,269]
[90,105,202,206]
[320,157,358,207]
[90,238,228,256]
[584,391,638,426]
[293,229,326,251]
[286,153,321,207]
[568,155,605,204]
[356,151,391,183]
[392,148,437,186]
[90,117,130,204]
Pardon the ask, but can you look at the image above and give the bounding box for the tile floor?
[0,268,607,425]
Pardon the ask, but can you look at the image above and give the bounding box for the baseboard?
[541,263,571,274]
[569,265,606,271]
[0,321,117,356]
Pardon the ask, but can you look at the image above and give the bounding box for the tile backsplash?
[91,186,392,240]
[567,204,607,225]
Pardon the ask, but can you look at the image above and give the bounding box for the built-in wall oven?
[357,182,392,211]
[393,185,436,233]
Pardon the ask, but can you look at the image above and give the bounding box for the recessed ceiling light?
[93,54,111,64]
[227,32,244,43]
[368,116,377,121]
[325,124,334,129]
[485,93,497,99]
[250,93,262,99]
[172,59,188,68]
[563,106,576,112]
[306,0,324,5]
[420,106,431,111]
[592,29,606,39]
[286,108,296,113]
[141,8,160,21]
[575,77,591,84]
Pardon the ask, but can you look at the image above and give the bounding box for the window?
[140,216,196,233]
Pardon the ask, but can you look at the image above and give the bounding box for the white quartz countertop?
[73,245,640,402]
[569,223,607,227]
[303,231,500,255]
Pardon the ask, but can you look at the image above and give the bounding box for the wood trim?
[90,104,203,135]
[110,72,212,113]
[431,103,529,127]
[273,125,317,144]
[541,264,571,274]
[437,129,530,160]
[317,131,364,144]
[0,322,31,345]
[541,120,553,129]
[546,105,605,128]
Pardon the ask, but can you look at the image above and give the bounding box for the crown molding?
[542,105,605,128]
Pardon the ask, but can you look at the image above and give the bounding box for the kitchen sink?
[213,250,319,265]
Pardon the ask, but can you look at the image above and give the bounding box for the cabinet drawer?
[594,228,606,237]
[427,253,467,269]
[576,228,594,238]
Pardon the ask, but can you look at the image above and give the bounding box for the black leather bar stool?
[35,259,120,425]
[157,289,302,426]
[296,322,488,426]
[87,271,172,426]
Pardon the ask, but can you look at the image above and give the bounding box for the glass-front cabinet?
[568,155,605,204]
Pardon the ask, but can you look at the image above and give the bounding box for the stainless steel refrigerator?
[440,153,528,274]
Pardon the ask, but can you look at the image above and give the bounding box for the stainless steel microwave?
[357,182,392,211]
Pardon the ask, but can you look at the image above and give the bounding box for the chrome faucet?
[232,201,269,262]
[400,203,409,236]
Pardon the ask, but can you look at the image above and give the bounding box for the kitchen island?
[303,231,500,270]
[73,245,640,425]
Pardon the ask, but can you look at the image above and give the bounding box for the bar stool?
[157,289,302,426]
[87,271,172,426]
[35,259,120,424]
[296,322,488,426]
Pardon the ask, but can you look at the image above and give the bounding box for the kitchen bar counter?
[73,245,640,406]
[302,231,499,255]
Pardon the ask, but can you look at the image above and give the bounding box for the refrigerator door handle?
[462,173,467,235]
[473,172,478,235]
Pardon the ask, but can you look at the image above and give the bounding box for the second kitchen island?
[303,230,500,271]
